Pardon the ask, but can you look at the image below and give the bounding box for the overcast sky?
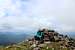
[0,0,75,33]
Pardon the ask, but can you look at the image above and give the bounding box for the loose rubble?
[28,28,75,50]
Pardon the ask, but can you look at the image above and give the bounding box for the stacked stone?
[44,29,55,42]
[33,28,75,49]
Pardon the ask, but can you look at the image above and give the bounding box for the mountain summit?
[0,28,75,50]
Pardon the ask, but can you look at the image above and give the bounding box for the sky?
[0,0,75,33]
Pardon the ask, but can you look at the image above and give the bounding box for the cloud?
[0,0,75,33]
[32,0,75,32]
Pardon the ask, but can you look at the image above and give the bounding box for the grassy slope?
[0,41,70,50]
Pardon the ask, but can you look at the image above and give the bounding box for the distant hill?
[0,32,33,45]
[58,32,75,39]
[66,32,75,39]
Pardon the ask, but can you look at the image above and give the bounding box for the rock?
[33,47,40,50]
[31,44,37,48]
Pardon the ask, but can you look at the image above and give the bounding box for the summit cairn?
[34,28,63,43]
[28,28,75,50]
